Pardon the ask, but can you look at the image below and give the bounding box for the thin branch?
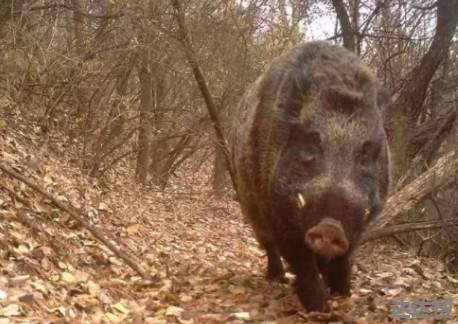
[360,1,384,37]
[27,4,124,19]
[412,4,438,11]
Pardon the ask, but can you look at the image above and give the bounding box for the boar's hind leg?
[279,238,328,312]
[327,254,352,296]
[259,238,286,282]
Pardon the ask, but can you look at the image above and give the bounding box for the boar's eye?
[357,140,381,166]
[298,146,321,163]
[289,130,322,164]
[298,141,322,162]
[297,134,322,163]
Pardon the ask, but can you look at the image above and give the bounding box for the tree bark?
[149,57,172,187]
[331,0,356,52]
[387,0,458,180]
[350,0,360,54]
[212,143,227,197]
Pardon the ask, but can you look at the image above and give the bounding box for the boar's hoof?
[295,282,330,312]
[305,218,349,258]
[266,271,288,283]
[266,255,287,283]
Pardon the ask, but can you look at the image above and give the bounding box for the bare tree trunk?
[136,48,153,184]
[350,0,360,54]
[387,0,458,181]
[331,0,356,52]
[149,58,171,186]
[212,144,227,197]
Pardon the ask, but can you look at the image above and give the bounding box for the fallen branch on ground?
[0,182,32,207]
[0,163,151,280]
[361,219,458,243]
[362,150,458,243]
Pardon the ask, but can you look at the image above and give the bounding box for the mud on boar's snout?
[305,217,349,257]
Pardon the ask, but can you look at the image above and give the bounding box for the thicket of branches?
[0,0,457,270]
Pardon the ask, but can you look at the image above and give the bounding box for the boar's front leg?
[316,255,329,283]
[326,254,352,296]
[279,238,328,312]
[257,238,286,282]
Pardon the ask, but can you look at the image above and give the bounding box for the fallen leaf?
[98,202,109,210]
[127,224,140,235]
[112,302,130,314]
[232,312,250,320]
[104,312,122,322]
[180,295,192,302]
[32,281,49,294]
[18,294,34,304]
[1,304,21,317]
[0,117,7,128]
[57,261,67,270]
[87,280,101,295]
[61,272,75,284]
[165,306,184,317]
[43,174,53,185]
[359,288,372,295]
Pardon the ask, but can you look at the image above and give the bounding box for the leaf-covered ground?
[0,116,457,323]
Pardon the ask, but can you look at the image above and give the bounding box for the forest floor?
[0,113,457,323]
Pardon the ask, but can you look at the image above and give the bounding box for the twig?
[27,4,124,19]
[0,163,151,280]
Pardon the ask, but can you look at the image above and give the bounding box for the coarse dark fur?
[229,41,391,312]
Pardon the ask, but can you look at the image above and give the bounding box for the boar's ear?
[376,87,391,117]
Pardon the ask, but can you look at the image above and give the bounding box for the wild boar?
[229,41,391,312]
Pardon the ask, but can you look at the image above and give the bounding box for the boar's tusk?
[297,193,306,209]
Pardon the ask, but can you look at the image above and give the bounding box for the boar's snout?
[305,217,349,257]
